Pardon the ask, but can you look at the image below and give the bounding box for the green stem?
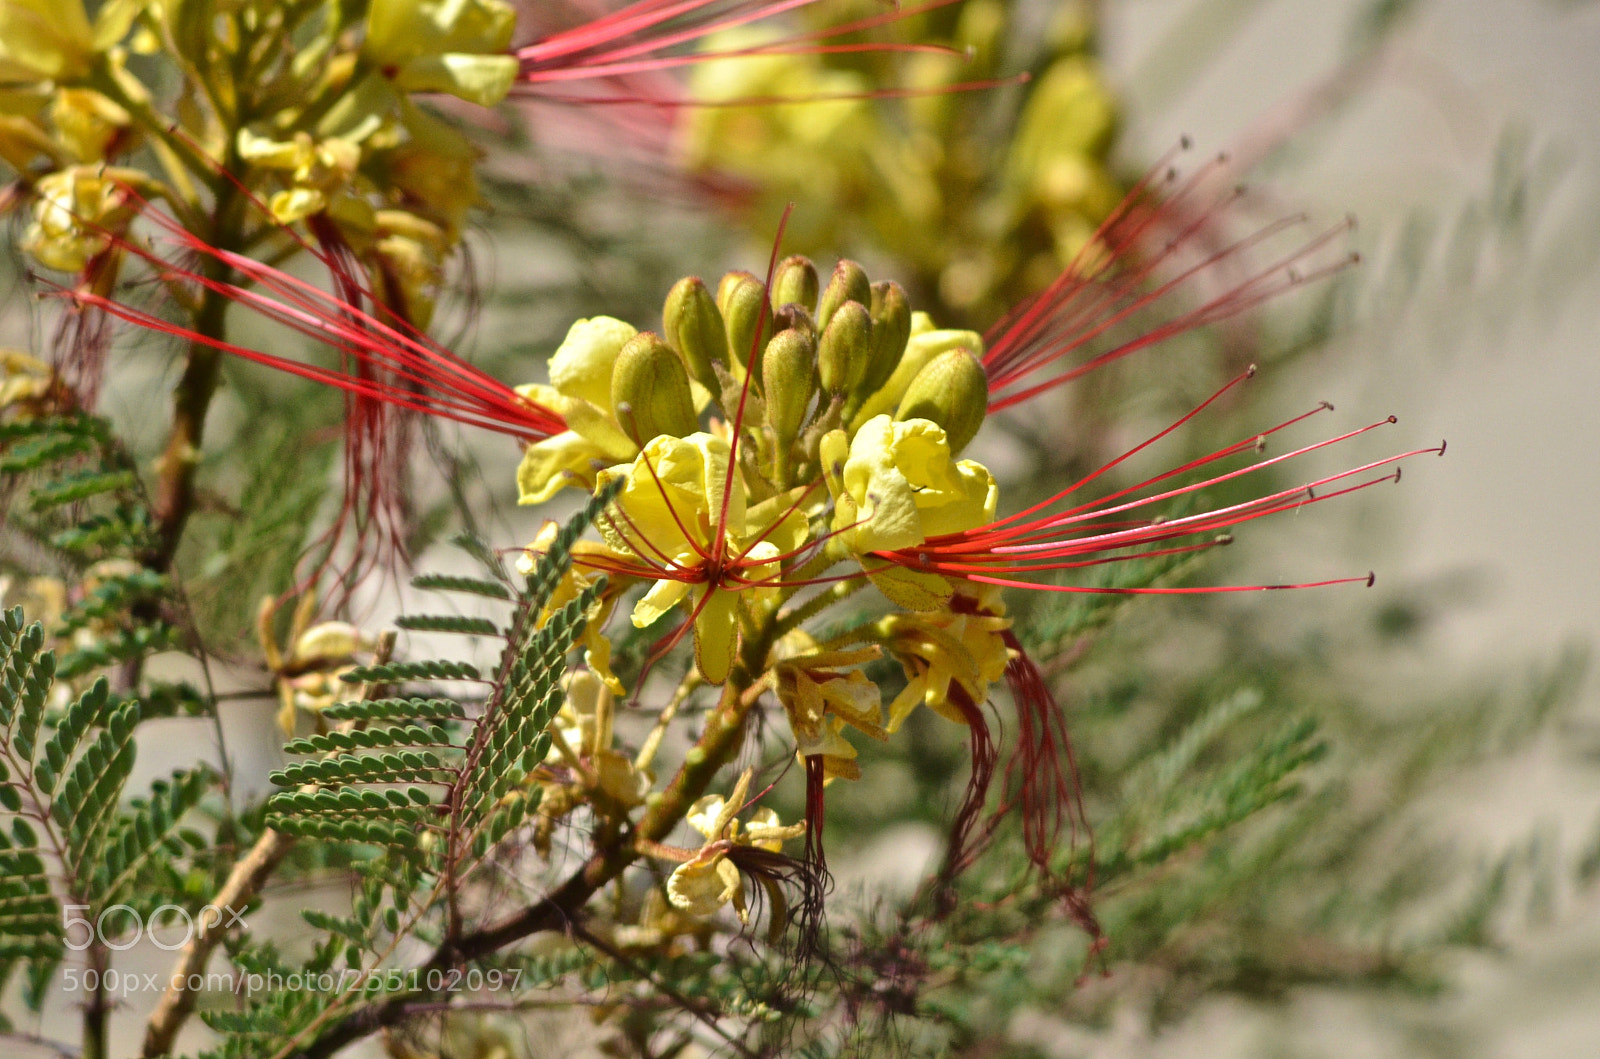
[149,186,241,572]
[773,570,868,639]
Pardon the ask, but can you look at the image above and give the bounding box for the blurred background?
[1084,0,1600,1053]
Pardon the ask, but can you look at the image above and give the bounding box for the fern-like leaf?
[0,609,215,1002]
[409,574,511,600]
[393,614,502,637]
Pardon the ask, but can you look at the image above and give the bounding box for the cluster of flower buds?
[518,254,990,506]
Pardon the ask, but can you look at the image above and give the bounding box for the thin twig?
[139,631,397,1057]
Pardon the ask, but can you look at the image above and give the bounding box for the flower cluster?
[14,0,1444,973]
[56,153,1442,943]
[496,236,1438,931]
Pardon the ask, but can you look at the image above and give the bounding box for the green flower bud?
[861,280,911,398]
[817,301,874,396]
[611,331,699,446]
[817,259,871,332]
[849,325,985,430]
[763,327,817,445]
[663,275,727,389]
[894,348,989,455]
[717,271,774,380]
[771,254,819,313]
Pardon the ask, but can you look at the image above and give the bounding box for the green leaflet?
[267,480,619,881]
[0,609,214,1003]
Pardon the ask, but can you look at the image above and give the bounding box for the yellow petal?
[793,714,857,763]
[633,578,690,629]
[553,393,638,461]
[718,857,749,923]
[291,621,365,665]
[516,430,608,504]
[686,794,727,839]
[666,857,731,916]
[594,749,651,807]
[692,587,739,685]
[827,415,995,556]
[365,0,516,66]
[865,563,953,612]
[394,53,517,107]
[547,316,637,412]
[816,670,886,740]
[886,680,925,734]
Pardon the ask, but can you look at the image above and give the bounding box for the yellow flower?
[236,127,362,225]
[21,165,140,273]
[0,348,59,414]
[877,588,1015,734]
[769,632,885,782]
[363,0,518,107]
[369,210,449,329]
[821,414,996,610]
[658,770,805,923]
[0,87,56,172]
[49,88,131,163]
[257,595,377,737]
[542,670,652,808]
[515,519,633,693]
[515,317,643,504]
[1005,56,1123,262]
[594,432,808,684]
[383,100,481,238]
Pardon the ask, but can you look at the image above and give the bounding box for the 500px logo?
[62,904,247,951]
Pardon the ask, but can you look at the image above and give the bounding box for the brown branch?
[285,660,769,1059]
[139,827,296,1057]
[141,631,397,1056]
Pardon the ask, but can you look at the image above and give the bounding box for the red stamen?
[48,182,565,440]
[982,147,1358,411]
[999,635,1099,943]
[935,683,998,903]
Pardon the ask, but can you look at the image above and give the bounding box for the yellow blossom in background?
[237,127,364,225]
[0,0,95,84]
[543,670,652,807]
[0,349,60,413]
[1004,56,1123,270]
[49,88,132,163]
[682,0,1124,323]
[21,165,144,272]
[0,87,56,171]
[363,0,519,107]
[257,596,377,736]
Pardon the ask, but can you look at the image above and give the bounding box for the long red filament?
[982,148,1358,411]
